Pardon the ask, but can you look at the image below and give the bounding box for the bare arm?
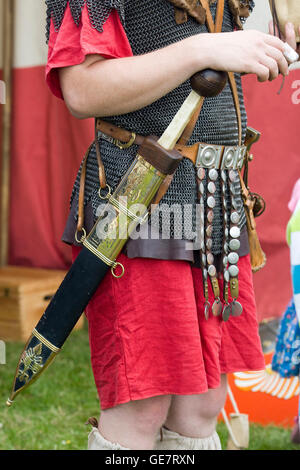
[59,30,288,119]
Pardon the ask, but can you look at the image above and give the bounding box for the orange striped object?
[224,353,300,427]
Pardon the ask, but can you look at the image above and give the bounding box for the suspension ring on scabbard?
[98,184,112,200]
[75,227,87,244]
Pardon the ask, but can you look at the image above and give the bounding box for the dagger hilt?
[190,69,228,98]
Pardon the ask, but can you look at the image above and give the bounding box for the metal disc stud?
[228,252,239,264]
[206,238,212,250]
[230,212,240,224]
[229,170,237,182]
[206,225,213,237]
[230,226,240,239]
[229,239,240,251]
[207,253,214,265]
[207,196,216,209]
[199,182,205,194]
[197,167,206,180]
[228,265,239,277]
[207,182,216,194]
[207,210,214,223]
[208,169,218,181]
[208,265,216,277]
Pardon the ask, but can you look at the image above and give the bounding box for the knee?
[101,395,172,437]
[167,375,228,426]
[131,395,172,435]
[194,375,228,420]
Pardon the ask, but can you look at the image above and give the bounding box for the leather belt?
[96,118,247,171]
[175,142,246,170]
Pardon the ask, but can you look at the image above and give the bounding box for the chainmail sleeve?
[45,0,125,43]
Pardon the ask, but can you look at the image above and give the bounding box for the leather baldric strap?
[227,72,242,146]
[178,0,225,146]
[77,143,93,235]
[200,0,242,146]
[94,120,107,189]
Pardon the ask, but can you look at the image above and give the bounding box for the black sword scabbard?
[7,138,183,406]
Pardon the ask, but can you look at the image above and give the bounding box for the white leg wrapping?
[156,427,222,450]
[88,427,130,450]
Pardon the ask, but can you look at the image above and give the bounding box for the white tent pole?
[227,383,240,414]
[0,0,14,266]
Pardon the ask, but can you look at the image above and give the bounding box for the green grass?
[0,320,299,450]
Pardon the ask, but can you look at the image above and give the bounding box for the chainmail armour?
[49,0,251,255]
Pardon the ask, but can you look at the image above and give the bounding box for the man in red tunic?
[46,0,298,450]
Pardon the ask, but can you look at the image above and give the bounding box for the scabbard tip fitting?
[6,398,13,407]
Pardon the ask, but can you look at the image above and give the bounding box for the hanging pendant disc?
[230,300,243,317]
[212,299,223,317]
[222,304,231,322]
[204,302,210,321]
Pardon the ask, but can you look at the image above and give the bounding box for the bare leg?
[165,375,227,438]
[155,375,227,450]
[97,395,172,450]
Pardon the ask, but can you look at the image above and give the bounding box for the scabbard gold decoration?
[83,154,165,276]
[6,330,60,406]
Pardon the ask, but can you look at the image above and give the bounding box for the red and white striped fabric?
[1,0,299,322]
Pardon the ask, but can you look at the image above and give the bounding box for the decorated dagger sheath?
[7,138,182,405]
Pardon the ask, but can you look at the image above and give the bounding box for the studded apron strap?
[195,0,247,322]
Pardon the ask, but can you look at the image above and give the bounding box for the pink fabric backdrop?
[243,73,299,321]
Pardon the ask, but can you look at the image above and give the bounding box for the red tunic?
[73,247,265,409]
[46,3,132,99]
[46,6,265,410]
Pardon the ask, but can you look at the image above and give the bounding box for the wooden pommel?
[138,136,183,175]
[190,69,228,98]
